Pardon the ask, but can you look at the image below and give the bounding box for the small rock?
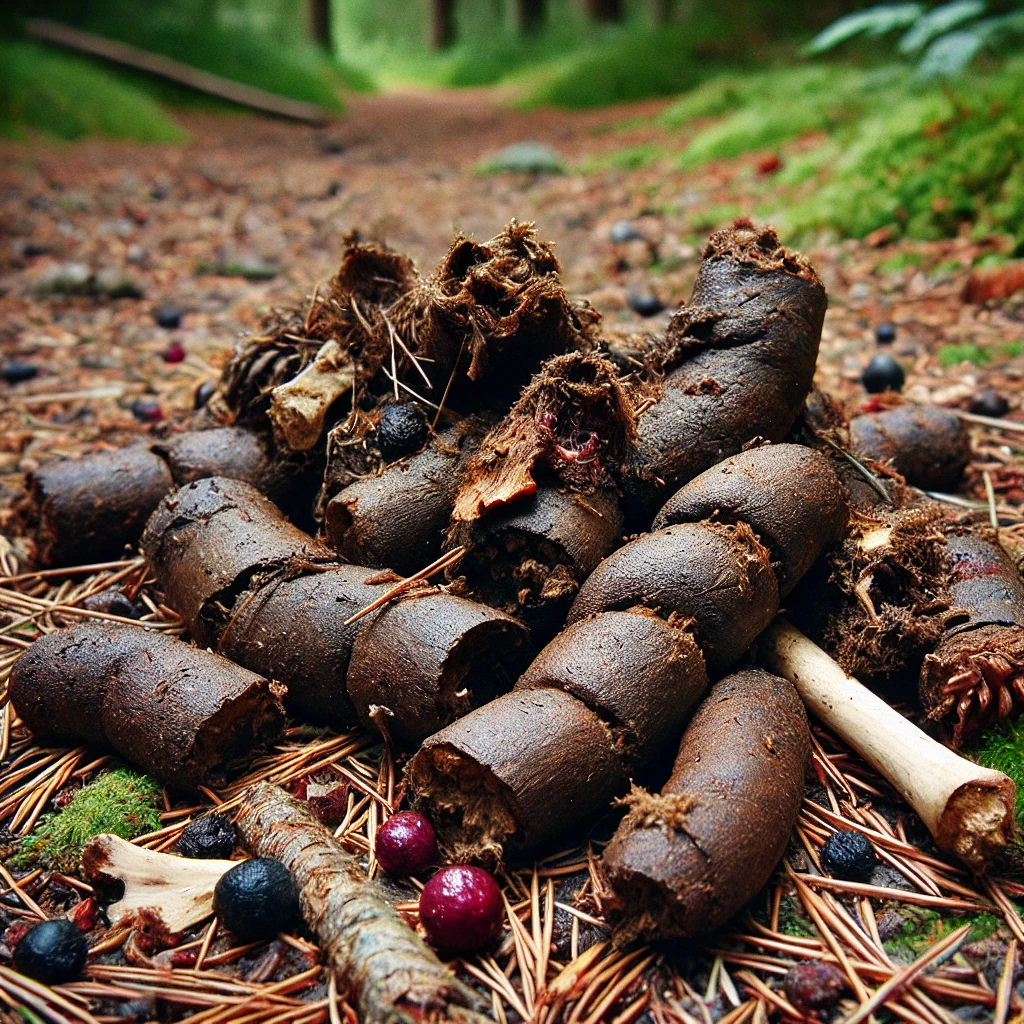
[969,387,1009,418]
[610,220,645,244]
[33,262,92,297]
[125,244,148,265]
[626,290,664,317]
[163,342,186,365]
[319,138,346,155]
[478,142,565,175]
[153,303,183,329]
[93,268,145,299]
[2,362,39,385]
[849,282,871,301]
[131,399,163,423]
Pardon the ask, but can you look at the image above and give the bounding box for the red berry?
[131,398,163,423]
[375,811,437,876]
[163,341,186,364]
[419,865,502,954]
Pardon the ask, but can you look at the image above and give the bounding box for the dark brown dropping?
[653,444,849,598]
[324,423,482,576]
[515,610,708,769]
[154,427,282,496]
[602,669,809,942]
[944,532,1024,630]
[626,222,826,520]
[20,446,173,567]
[10,622,285,790]
[406,688,629,866]
[217,566,392,726]
[455,486,624,644]
[568,521,779,676]
[142,477,331,646]
[849,405,971,492]
[346,592,533,745]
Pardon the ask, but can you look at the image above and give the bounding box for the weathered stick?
[759,617,1015,872]
[236,783,488,1024]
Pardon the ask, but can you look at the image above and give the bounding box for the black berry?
[969,387,1009,418]
[377,403,429,462]
[861,354,905,394]
[213,858,299,942]
[3,362,39,385]
[820,830,877,883]
[784,961,848,1015]
[154,303,183,329]
[375,812,437,876]
[874,321,897,345]
[194,380,215,409]
[82,589,139,619]
[131,398,164,423]
[13,919,88,985]
[627,291,664,317]
[419,865,502,954]
[178,814,235,860]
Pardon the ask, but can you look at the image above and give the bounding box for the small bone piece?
[81,833,235,933]
[269,339,354,451]
[760,617,1016,872]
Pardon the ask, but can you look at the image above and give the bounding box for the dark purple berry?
[194,380,215,409]
[178,813,235,860]
[874,321,897,344]
[3,362,39,384]
[820,830,877,883]
[419,865,502,954]
[377,403,429,462]
[784,961,848,1015]
[82,589,139,619]
[13,919,88,984]
[213,858,299,942]
[131,398,164,423]
[627,291,664,317]
[375,812,437,876]
[154,303,182,329]
[163,341,186,364]
[969,387,1009,418]
[861,353,904,394]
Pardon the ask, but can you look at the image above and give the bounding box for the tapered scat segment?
[236,784,488,1024]
[142,476,332,646]
[627,221,827,518]
[850,404,971,492]
[406,688,629,866]
[602,669,809,942]
[9,622,285,790]
[153,426,283,498]
[653,443,849,597]
[346,591,532,744]
[515,610,708,768]
[568,520,779,676]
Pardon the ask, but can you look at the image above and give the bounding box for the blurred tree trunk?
[517,0,545,34]
[308,0,332,47]
[430,0,456,48]
[586,0,622,22]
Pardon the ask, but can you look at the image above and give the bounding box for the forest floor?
[2,89,1024,1023]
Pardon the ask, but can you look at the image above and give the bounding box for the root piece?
[762,618,1015,871]
[602,669,809,942]
[627,220,826,519]
[850,404,971,492]
[324,421,485,576]
[920,533,1024,746]
[236,783,487,1024]
[10,622,285,790]
[346,592,532,745]
[20,445,173,567]
[515,610,708,769]
[452,353,639,522]
[269,339,355,451]
[142,477,331,646]
[653,443,849,598]
[568,520,779,675]
[455,486,624,643]
[406,688,629,865]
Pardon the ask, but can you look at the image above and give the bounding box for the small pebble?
[627,290,664,317]
[131,398,164,423]
[874,321,897,344]
[194,380,216,409]
[82,590,138,619]
[861,353,905,394]
[178,814,235,860]
[375,812,437,876]
[2,362,39,384]
[163,341,186,364]
[820,829,877,883]
[969,387,1009,418]
[154,303,183,329]
[13,919,88,985]
[419,865,502,954]
[610,220,644,244]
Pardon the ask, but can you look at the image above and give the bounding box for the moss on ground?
[11,768,161,874]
